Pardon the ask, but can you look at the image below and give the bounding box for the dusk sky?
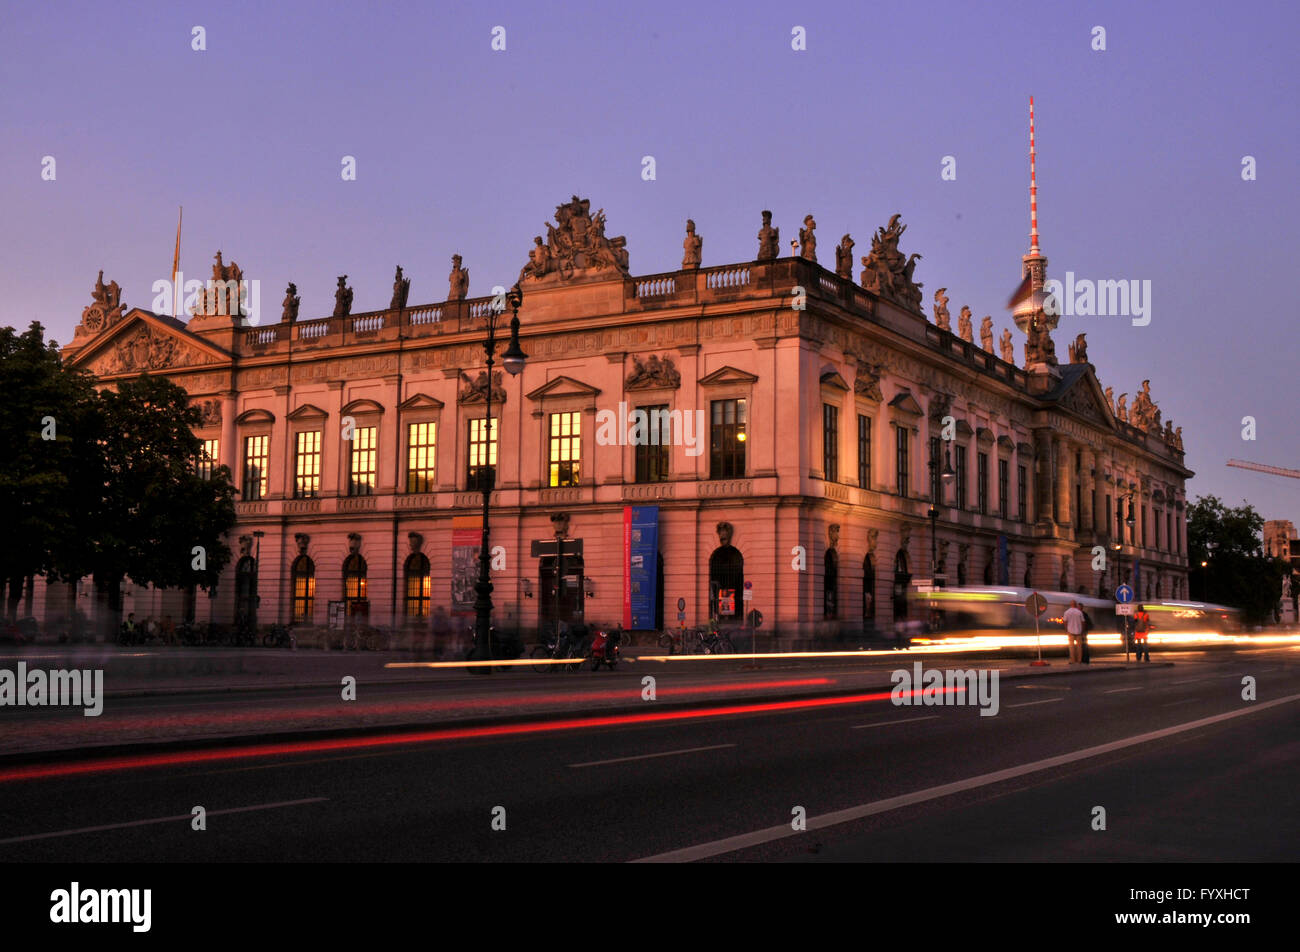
[2,0,1296,522]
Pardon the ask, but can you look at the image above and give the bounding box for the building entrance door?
[540,554,585,637]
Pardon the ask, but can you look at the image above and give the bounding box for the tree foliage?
[0,322,236,625]
[1187,495,1286,624]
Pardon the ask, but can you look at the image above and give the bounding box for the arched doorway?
[862,555,876,631]
[824,549,839,619]
[892,549,910,622]
[234,556,257,630]
[404,552,431,620]
[291,555,315,623]
[709,545,744,622]
[343,553,368,622]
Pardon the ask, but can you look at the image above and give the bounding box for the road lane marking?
[1170,678,1208,685]
[1162,698,1197,707]
[568,744,735,768]
[1103,687,1144,694]
[1015,684,1071,690]
[1005,698,1064,708]
[630,691,1300,863]
[0,797,328,845]
[851,716,939,730]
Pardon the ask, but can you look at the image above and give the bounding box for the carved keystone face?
[716,522,734,547]
[347,533,361,554]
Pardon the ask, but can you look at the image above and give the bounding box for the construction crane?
[1227,459,1300,479]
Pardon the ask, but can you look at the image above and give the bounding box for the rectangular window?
[895,426,910,497]
[1017,465,1027,522]
[467,418,497,491]
[998,458,1009,516]
[405,571,431,619]
[294,430,321,499]
[977,452,989,515]
[710,398,747,480]
[1167,511,1173,553]
[242,435,268,501]
[954,446,967,510]
[406,421,437,493]
[197,438,219,480]
[292,568,314,623]
[1155,509,1163,550]
[823,404,839,482]
[857,414,870,490]
[348,426,377,496]
[548,411,582,487]
[634,405,670,483]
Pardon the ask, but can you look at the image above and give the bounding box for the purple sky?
[3,0,1297,524]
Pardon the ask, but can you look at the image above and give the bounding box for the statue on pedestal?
[980,316,994,352]
[281,283,300,322]
[835,234,854,279]
[757,210,780,260]
[449,254,470,300]
[682,220,702,269]
[799,214,817,261]
[933,288,951,330]
[333,275,353,318]
[957,306,973,342]
[390,265,411,310]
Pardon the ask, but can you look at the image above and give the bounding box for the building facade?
[44,194,1192,643]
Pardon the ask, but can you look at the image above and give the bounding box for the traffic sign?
[747,609,763,629]
[1025,592,1048,616]
[1115,584,1134,604]
[1116,604,1134,616]
[677,597,686,612]
[743,581,753,591]
[677,611,686,622]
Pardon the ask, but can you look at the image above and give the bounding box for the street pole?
[470,285,527,674]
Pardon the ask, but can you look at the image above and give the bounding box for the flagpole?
[172,206,182,317]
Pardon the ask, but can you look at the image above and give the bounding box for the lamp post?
[470,283,527,672]
[927,442,956,585]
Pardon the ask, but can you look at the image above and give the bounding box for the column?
[220,390,238,478]
[1034,429,1054,525]
[1054,437,1071,527]
[1080,448,1095,532]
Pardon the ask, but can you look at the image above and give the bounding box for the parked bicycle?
[657,622,735,655]
[531,624,586,672]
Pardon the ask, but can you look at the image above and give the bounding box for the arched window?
[824,549,839,619]
[343,553,368,612]
[892,549,910,622]
[291,555,315,623]
[957,560,967,586]
[983,558,993,585]
[404,552,431,619]
[709,545,744,621]
[863,555,876,628]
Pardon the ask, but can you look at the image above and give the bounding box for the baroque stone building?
[45,191,1192,643]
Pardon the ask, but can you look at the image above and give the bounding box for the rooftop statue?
[333,275,353,318]
[999,327,1015,364]
[757,210,780,260]
[835,234,854,279]
[957,305,973,342]
[80,269,126,333]
[980,316,994,353]
[1023,312,1057,367]
[521,196,629,282]
[859,213,923,311]
[799,214,817,262]
[390,265,411,310]
[281,282,300,322]
[682,220,702,269]
[449,254,470,300]
[1116,393,1129,423]
[933,287,951,330]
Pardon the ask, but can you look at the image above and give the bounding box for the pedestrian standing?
[1134,604,1152,662]
[1063,600,1085,664]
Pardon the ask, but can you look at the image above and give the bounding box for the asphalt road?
[0,646,1295,862]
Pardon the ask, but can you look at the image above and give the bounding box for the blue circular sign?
[1115,584,1134,603]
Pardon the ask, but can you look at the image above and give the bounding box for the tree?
[79,374,236,637]
[0,322,97,622]
[1187,495,1286,625]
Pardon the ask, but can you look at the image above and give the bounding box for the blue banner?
[997,534,1009,585]
[626,505,659,629]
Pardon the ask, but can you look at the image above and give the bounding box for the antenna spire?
[1029,96,1040,255]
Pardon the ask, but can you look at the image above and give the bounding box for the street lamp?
[927,443,956,584]
[471,283,527,672]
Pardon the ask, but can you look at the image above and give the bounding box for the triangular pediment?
[287,403,329,420]
[888,390,924,415]
[526,375,602,401]
[68,308,232,376]
[1047,365,1116,429]
[820,370,850,391]
[698,365,759,386]
[398,393,445,411]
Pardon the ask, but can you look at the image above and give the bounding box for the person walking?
[1063,600,1085,664]
[1080,606,1093,664]
[1133,604,1152,662]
